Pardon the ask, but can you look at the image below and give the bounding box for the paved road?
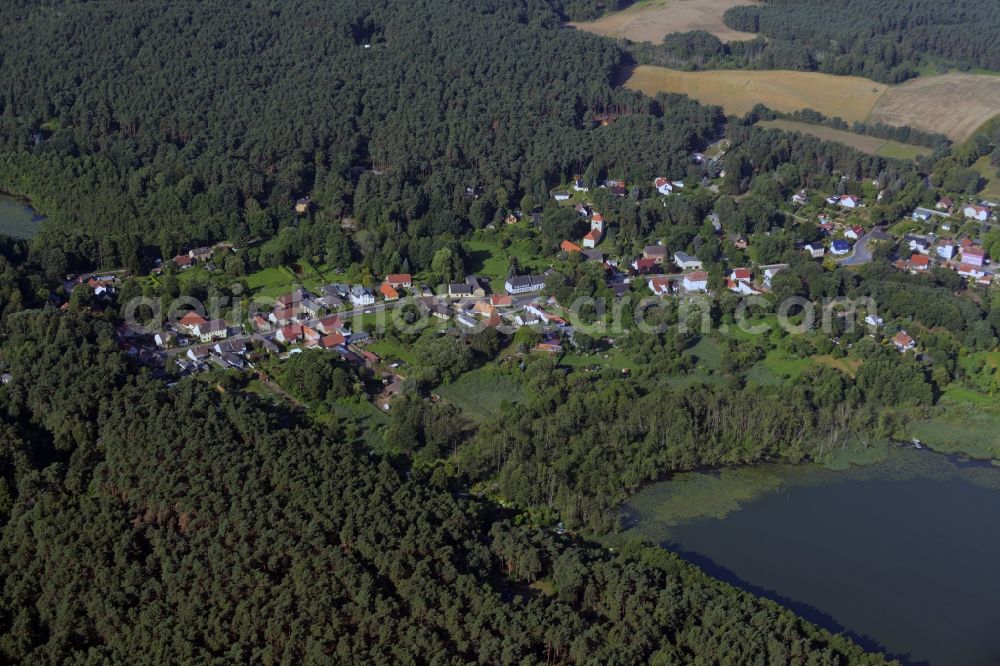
[837,232,879,266]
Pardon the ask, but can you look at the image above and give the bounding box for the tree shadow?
[661,540,931,666]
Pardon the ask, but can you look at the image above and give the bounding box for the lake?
[622,449,1000,666]
[0,195,44,239]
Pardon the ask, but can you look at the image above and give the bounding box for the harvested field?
[570,0,759,44]
[758,120,930,160]
[866,73,1000,142]
[625,66,1000,142]
[626,66,886,121]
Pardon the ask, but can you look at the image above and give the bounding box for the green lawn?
[972,156,1000,200]
[909,400,1000,459]
[367,339,418,365]
[761,349,812,379]
[684,336,722,370]
[465,230,550,282]
[245,266,299,296]
[434,366,527,420]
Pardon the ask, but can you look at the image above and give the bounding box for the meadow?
[0,196,43,239]
[570,0,759,44]
[625,67,1000,141]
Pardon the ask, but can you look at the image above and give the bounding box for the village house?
[349,285,375,307]
[317,316,344,335]
[379,282,400,301]
[300,298,323,318]
[561,239,582,253]
[575,202,590,217]
[572,177,589,192]
[186,345,212,363]
[682,271,709,293]
[276,324,303,344]
[582,228,601,249]
[830,240,851,255]
[455,313,478,329]
[911,208,933,222]
[804,243,825,259]
[514,309,541,327]
[632,257,657,274]
[792,190,808,206]
[490,294,513,307]
[892,330,915,351]
[552,191,570,201]
[963,205,991,221]
[260,338,280,354]
[385,273,412,289]
[909,253,931,271]
[844,225,865,241]
[154,331,175,349]
[194,319,228,343]
[865,314,884,329]
[937,196,954,211]
[763,266,784,289]
[961,245,986,266]
[270,306,298,326]
[839,195,861,209]
[957,263,986,279]
[647,276,671,297]
[179,311,208,333]
[173,254,193,269]
[673,251,703,270]
[189,247,213,263]
[448,283,472,298]
[320,333,347,349]
[465,275,486,298]
[582,249,604,263]
[252,315,271,332]
[936,241,958,261]
[906,235,931,255]
[604,180,627,197]
[643,245,669,264]
[504,274,546,295]
[653,177,675,195]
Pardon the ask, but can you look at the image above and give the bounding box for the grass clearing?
[813,354,861,378]
[435,366,527,421]
[626,68,1000,141]
[684,336,722,370]
[758,120,929,160]
[0,197,43,239]
[570,0,760,44]
[971,156,1000,200]
[465,231,549,283]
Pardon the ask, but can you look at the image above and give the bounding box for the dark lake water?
[0,196,44,239]
[622,450,1000,666]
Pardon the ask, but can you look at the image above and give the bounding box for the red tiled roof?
[320,333,346,348]
[386,273,411,286]
[490,294,513,307]
[379,282,400,300]
[583,229,600,241]
[179,312,207,328]
[687,270,709,281]
[561,240,582,253]
[731,268,751,281]
[910,254,930,266]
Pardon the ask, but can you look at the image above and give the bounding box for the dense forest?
[0,311,891,663]
[0,0,720,274]
[628,0,1000,83]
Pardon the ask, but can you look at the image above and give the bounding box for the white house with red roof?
[654,177,675,195]
[582,228,601,249]
[839,195,861,208]
[892,330,915,351]
[276,324,303,344]
[385,274,412,288]
[647,276,671,297]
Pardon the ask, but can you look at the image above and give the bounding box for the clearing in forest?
[625,66,887,122]
[625,67,1000,142]
[758,120,930,160]
[569,0,760,44]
